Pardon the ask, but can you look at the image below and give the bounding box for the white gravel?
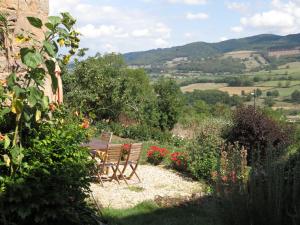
[90,165,203,209]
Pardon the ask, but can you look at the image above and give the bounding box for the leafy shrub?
[147,146,169,165]
[0,120,97,225]
[226,106,292,161]
[291,90,300,103]
[266,90,279,97]
[264,96,275,107]
[170,152,188,171]
[188,118,229,180]
[216,147,300,225]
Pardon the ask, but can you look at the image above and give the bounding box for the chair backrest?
[106,144,122,163]
[100,131,113,144]
[128,143,143,162]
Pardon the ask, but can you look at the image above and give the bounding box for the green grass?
[102,200,221,225]
[126,186,145,192]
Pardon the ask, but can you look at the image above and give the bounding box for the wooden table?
[81,139,108,157]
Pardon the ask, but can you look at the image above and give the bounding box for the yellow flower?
[63,54,71,64]
[58,39,65,47]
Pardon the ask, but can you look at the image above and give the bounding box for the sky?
[50,0,300,55]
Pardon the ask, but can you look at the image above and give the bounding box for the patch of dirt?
[90,165,204,209]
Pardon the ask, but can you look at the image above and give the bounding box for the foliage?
[216,147,300,225]
[266,90,279,97]
[177,57,245,74]
[147,146,169,165]
[188,118,229,180]
[0,119,97,224]
[154,78,183,130]
[226,106,292,162]
[0,13,100,224]
[291,90,300,103]
[264,96,275,107]
[170,151,188,171]
[227,77,254,87]
[185,89,242,106]
[64,54,159,127]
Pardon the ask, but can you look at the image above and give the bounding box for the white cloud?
[155,38,169,47]
[226,2,249,14]
[102,43,118,53]
[167,0,207,5]
[230,26,244,33]
[186,12,209,20]
[78,24,125,38]
[132,29,150,37]
[184,32,192,38]
[50,0,172,54]
[238,0,300,34]
[220,37,228,41]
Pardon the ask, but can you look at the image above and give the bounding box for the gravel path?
[90,165,204,209]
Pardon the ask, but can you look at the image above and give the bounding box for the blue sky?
[50,0,300,55]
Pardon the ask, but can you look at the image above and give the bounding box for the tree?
[264,97,275,107]
[291,90,300,103]
[256,88,262,97]
[64,54,159,126]
[154,78,183,130]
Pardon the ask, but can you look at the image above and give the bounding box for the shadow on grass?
[102,196,222,225]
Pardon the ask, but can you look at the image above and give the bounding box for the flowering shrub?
[170,152,188,171]
[147,146,169,165]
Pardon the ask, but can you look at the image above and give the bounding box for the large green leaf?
[43,40,56,57]
[48,16,61,26]
[27,17,43,28]
[45,60,58,92]
[28,87,42,107]
[20,48,43,69]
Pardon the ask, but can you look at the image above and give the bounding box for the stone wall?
[0,0,49,79]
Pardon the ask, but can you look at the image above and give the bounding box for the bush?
[216,147,300,225]
[170,152,188,171]
[264,96,275,107]
[147,146,169,165]
[0,121,97,224]
[291,90,300,103]
[266,90,279,97]
[188,118,229,180]
[226,106,292,162]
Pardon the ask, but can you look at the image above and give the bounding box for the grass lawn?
[102,200,221,225]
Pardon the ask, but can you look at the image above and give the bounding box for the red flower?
[81,119,90,129]
[122,143,131,152]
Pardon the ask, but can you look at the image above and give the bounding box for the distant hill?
[123,33,300,67]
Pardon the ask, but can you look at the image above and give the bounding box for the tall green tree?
[64,54,159,125]
[154,78,183,130]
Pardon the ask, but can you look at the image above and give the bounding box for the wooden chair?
[121,143,143,183]
[97,144,124,186]
[100,131,113,144]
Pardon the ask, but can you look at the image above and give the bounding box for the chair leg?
[128,164,141,182]
[117,167,129,185]
[110,166,120,184]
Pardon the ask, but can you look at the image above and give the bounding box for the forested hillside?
[123,33,300,73]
